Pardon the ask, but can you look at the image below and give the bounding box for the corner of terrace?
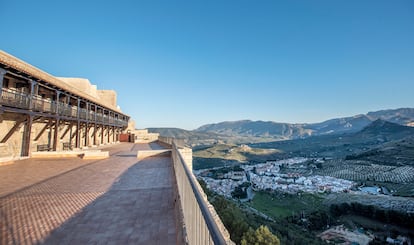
[0,140,233,244]
[0,50,233,245]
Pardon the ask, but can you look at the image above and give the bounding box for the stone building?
[0,50,129,161]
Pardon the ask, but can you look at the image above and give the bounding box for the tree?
[232,185,248,199]
[211,196,249,243]
[241,225,280,245]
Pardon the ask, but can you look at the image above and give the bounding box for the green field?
[193,144,284,170]
[249,191,325,218]
[194,144,282,162]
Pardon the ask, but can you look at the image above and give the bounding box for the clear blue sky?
[1,0,413,129]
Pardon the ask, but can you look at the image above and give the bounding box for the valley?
[154,108,414,244]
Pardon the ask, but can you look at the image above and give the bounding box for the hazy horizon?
[1,1,413,129]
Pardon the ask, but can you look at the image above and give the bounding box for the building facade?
[0,50,129,160]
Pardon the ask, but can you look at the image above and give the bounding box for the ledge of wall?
[31,150,109,160]
[137,149,171,159]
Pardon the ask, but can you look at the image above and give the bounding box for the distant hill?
[196,120,313,140]
[366,108,414,125]
[344,121,414,165]
[147,128,223,146]
[147,127,277,146]
[192,120,414,169]
[147,127,207,139]
[359,119,414,136]
[305,114,372,135]
[147,108,414,146]
[251,120,414,159]
[195,108,414,140]
[345,136,414,166]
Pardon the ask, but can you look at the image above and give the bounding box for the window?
[3,77,9,88]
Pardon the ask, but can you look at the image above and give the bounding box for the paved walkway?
[0,143,177,245]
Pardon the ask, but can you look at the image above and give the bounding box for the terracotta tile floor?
[0,143,177,245]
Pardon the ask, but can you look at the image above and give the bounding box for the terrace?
[0,50,232,245]
[0,141,232,244]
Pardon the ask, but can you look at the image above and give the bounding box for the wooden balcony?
[1,88,128,127]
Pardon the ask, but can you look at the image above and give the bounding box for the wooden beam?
[112,126,115,142]
[22,115,33,156]
[60,123,73,139]
[34,121,51,141]
[70,129,78,143]
[76,121,80,148]
[101,125,104,144]
[52,119,60,151]
[93,123,97,145]
[0,68,6,99]
[28,80,36,110]
[32,116,43,123]
[107,126,110,143]
[1,118,26,143]
[85,123,89,146]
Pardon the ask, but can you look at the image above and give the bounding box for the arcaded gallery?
[0,51,129,159]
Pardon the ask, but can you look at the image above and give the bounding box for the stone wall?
[0,111,121,162]
[97,90,117,108]
[0,113,75,161]
[59,78,98,99]
[59,77,118,109]
[0,113,26,159]
[134,129,159,142]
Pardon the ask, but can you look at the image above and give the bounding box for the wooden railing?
[1,89,30,109]
[0,88,128,127]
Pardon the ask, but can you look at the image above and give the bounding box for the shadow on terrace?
[0,142,178,245]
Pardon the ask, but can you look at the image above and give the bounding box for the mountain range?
[196,108,414,138]
[148,108,414,145]
[250,119,414,159]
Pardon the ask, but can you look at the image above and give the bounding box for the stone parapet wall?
[134,129,159,143]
